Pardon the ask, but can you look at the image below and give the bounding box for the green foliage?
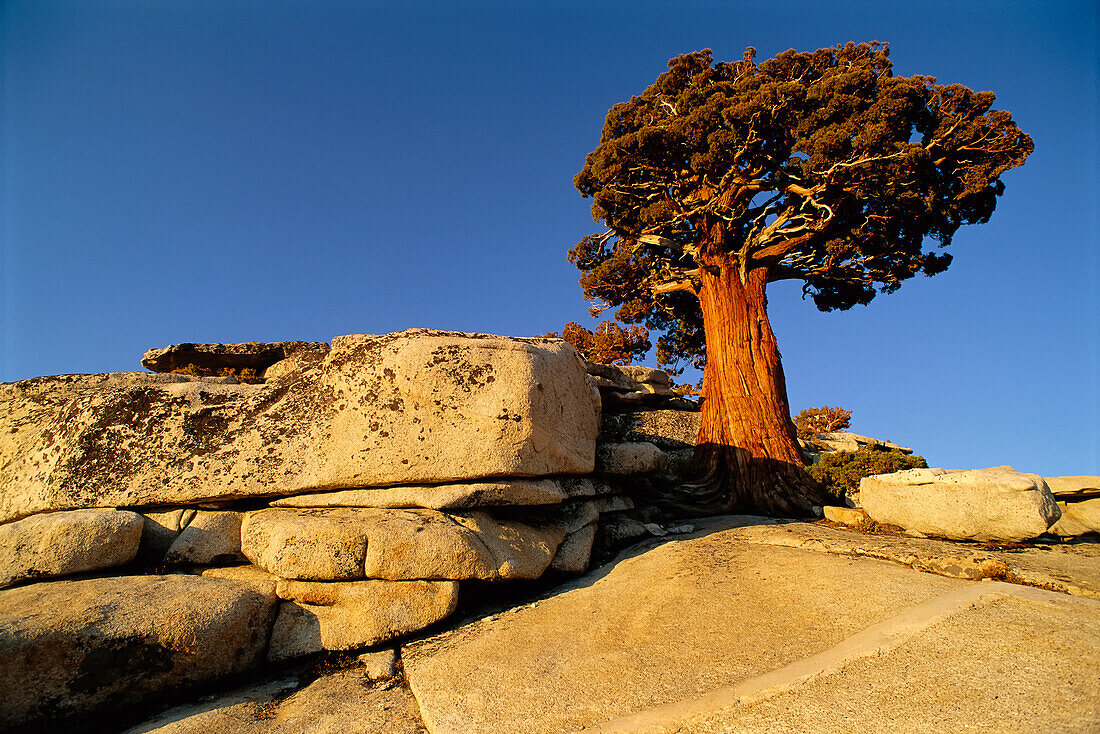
[808,448,928,501]
[794,406,852,442]
[570,42,1032,370]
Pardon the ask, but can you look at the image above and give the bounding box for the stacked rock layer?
[0,330,700,729]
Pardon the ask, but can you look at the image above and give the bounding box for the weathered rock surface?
[822,505,869,526]
[584,361,696,410]
[735,520,1100,599]
[241,508,372,580]
[811,431,913,454]
[0,574,277,729]
[139,508,197,562]
[402,517,957,733]
[124,666,426,734]
[141,341,329,375]
[1045,475,1100,501]
[669,588,1100,734]
[358,648,399,682]
[268,578,458,661]
[549,523,598,573]
[403,517,1100,734]
[0,509,144,587]
[270,479,570,510]
[596,442,667,475]
[242,507,567,581]
[201,564,280,593]
[860,466,1061,541]
[164,511,246,565]
[601,409,701,449]
[0,330,600,523]
[1051,498,1100,536]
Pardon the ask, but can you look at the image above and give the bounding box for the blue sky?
[2,1,1096,475]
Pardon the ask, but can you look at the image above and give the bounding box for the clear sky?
[2,1,1096,475]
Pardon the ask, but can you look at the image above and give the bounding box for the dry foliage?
[544,321,651,365]
[168,364,263,384]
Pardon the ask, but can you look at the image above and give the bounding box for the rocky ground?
[112,517,1098,734]
[3,333,1095,732]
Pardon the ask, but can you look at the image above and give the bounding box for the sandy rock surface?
[123,668,426,734]
[1043,475,1100,500]
[1052,498,1100,536]
[403,517,1100,734]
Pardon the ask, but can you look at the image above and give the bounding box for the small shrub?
[809,447,927,502]
[794,406,853,443]
[544,321,651,365]
[169,364,263,383]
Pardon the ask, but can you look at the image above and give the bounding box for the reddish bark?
[687,258,828,516]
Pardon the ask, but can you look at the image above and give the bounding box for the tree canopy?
[570,42,1033,370]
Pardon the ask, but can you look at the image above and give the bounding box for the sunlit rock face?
[0,329,600,523]
[861,466,1062,542]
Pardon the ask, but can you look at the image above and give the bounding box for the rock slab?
[0,330,600,523]
[0,508,144,587]
[268,578,458,661]
[860,466,1061,541]
[0,574,277,729]
[1051,498,1100,536]
[403,517,1100,734]
[141,341,329,375]
[242,507,566,581]
[270,478,570,510]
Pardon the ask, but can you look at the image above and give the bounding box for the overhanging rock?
[0,329,600,523]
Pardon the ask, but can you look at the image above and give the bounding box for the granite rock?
[0,330,599,523]
[268,578,458,661]
[0,509,144,587]
[861,466,1061,542]
[0,574,276,729]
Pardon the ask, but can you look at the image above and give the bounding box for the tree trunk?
[687,260,828,516]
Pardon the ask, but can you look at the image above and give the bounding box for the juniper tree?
[571,42,1032,515]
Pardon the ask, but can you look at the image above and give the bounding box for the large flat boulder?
[241,507,567,581]
[0,330,600,523]
[860,466,1061,542]
[141,341,329,375]
[0,509,144,587]
[0,574,277,729]
[403,517,958,733]
[268,578,458,661]
[812,431,912,454]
